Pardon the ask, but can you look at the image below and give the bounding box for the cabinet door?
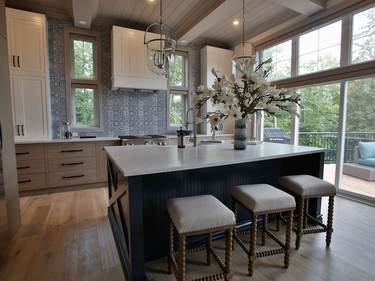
[11,75,49,139]
[0,0,5,37]
[96,140,120,181]
[6,8,46,75]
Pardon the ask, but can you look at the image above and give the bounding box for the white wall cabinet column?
[6,8,50,140]
[200,46,234,134]
[0,0,20,249]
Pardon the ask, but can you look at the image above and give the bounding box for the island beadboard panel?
[15,140,120,192]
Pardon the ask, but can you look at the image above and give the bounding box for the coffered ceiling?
[4,0,358,49]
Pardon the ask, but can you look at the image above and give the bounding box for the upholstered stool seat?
[231,184,296,276]
[167,195,236,281]
[278,175,336,250]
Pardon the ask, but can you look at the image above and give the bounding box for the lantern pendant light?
[232,0,255,64]
[144,0,177,76]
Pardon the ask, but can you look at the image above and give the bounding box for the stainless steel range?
[119,135,168,146]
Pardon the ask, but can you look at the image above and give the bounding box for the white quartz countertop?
[105,142,325,177]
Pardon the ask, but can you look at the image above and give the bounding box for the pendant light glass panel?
[144,0,177,76]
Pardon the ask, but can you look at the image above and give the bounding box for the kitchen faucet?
[185,108,197,147]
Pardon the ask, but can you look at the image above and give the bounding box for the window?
[168,51,188,128]
[64,28,102,131]
[262,40,292,81]
[351,6,375,64]
[298,21,342,75]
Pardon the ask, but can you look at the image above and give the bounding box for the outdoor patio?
[324,164,375,198]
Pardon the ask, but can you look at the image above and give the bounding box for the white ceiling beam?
[72,0,99,29]
[272,0,326,15]
[178,0,243,46]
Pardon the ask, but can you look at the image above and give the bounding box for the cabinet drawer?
[17,159,45,175]
[15,144,45,160]
[18,172,47,191]
[47,143,96,158]
[47,155,96,172]
[47,169,98,187]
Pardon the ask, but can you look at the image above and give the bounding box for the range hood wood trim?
[111,74,167,91]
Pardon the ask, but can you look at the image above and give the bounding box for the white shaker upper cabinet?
[6,8,46,75]
[111,26,167,91]
[6,8,50,140]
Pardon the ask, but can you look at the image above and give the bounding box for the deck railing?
[298,132,375,163]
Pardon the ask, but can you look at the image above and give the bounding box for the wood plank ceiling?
[4,0,338,49]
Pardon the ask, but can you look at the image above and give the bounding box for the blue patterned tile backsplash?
[47,17,200,138]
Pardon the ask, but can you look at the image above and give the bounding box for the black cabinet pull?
[21,124,24,136]
[61,162,84,166]
[62,174,84,179]
[18,179,31,184]
[17,125,20,136]
[17,56,20,67]
[12,55,15,67]
[16,152,30,155]
[17,165,31,170]
[61,149,83,153]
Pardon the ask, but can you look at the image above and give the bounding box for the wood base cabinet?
[15,140,120,192]
[15,144,47,191]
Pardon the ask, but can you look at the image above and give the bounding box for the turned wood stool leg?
[326,196,335,247]
[303,198,309,229]
[207,233,212,265]
[249,214,258,276]
[262,214,267,246]
[224,229,233,281]
[284,210,293,268]
[168,219,173,274]
[296,196,304,250]
[178,235,186,281]
[232,199,238,251]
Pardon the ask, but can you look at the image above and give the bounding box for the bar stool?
[278,175,336,250]
[231,184,296,276]
[166,194,236,281]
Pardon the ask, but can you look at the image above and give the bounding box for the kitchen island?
[105,143,326,281]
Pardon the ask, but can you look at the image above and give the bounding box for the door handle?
[61,162,84,166]
[17,125,20,136]
[17,165,31,170]
[17,56,20,67]
[21,124,24,136]
[12,55,16,67]
[61,149,84,153]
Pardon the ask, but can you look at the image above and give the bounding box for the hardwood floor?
[0,188,124,281]
[1,187,375,281]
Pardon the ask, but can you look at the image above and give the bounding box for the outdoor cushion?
[358,158,375,168]
[358,142,375,159]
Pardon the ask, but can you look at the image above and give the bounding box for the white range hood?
[111,26,168,91]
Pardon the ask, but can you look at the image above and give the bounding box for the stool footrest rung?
[306,213,327,228]
[191,272,226,281]
[303,227,327,235]
[264,229,286,249]
[256,248,285,258]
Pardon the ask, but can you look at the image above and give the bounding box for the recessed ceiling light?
[78,20,87,25]
[233,20,239,25]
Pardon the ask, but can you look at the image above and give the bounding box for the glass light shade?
[232,41,255,65]
[144,23,177,76]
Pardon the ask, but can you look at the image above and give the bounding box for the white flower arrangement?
[191,58,301,131]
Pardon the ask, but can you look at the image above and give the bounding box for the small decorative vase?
[234,118,247,150]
